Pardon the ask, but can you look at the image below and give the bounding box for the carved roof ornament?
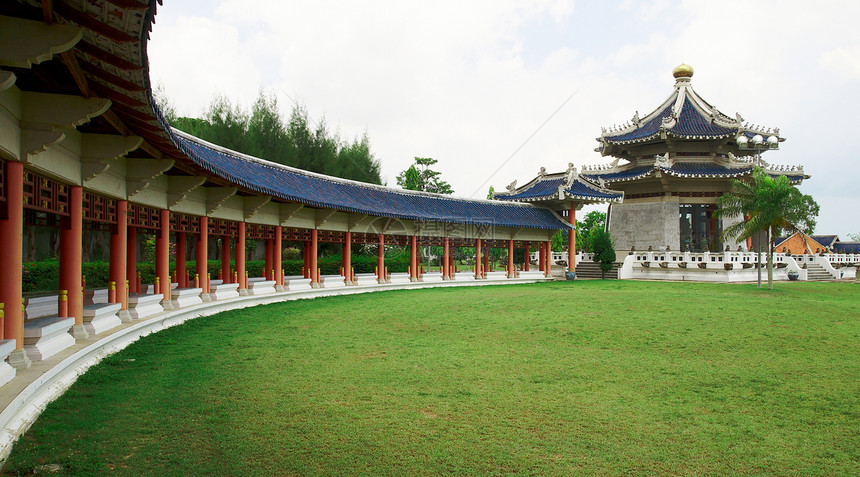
[654,153,672,168]
[505,180,517,192]
[564,163,578,187]
[538,167,546,177]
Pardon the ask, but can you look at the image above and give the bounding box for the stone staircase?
[805,262,835,281]
[574,261,619,279]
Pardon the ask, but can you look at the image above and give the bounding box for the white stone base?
[84,288,109,305]
[82,303,122,336]
[420,275,444,283]
[388,273,412,285]
[320,275,346,289]
[170,288,203,309]
[210,282,240,301]
[517,271,546,280]
[486,271,508,280]
[0,340,16,388]
[24,295,58,321]
[23,316,76,361]
[353,274,379,286]
[247,280,276,295]
[284,277,312,291]
[453,272,476,281]
[127,294,164,319]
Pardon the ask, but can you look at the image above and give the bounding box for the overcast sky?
[148,0,860,239]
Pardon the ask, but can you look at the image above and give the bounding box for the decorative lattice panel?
[22,170,70,216]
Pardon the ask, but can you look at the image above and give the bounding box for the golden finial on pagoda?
[672,63,694,79]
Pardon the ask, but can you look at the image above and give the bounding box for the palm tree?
[715,168,819,289]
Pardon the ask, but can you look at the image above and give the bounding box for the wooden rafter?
[53,2,138,43]
[76,41,142,71]
[77,59,145,92]
[88,81,146,107]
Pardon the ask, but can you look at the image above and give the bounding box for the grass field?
[4,281,859,476]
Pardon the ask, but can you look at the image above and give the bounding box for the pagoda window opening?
[679,203,720,252]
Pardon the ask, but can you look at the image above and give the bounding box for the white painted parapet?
[126,293,164,319]
[0,341,16,388]
[170,288,203,308]
[246,280,276,295]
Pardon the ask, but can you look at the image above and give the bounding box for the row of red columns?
[0,162,559,356]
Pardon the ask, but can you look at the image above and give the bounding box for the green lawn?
[4,281,860,476]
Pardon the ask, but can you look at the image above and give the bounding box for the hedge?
[22,254,414,294]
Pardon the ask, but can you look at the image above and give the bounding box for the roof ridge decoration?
[493,163,623,204]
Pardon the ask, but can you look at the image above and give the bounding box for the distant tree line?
[156,87,382,184]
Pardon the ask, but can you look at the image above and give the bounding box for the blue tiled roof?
[669,98,735,137]
[171,132,568,230]
[812,235,838,247]
[662,163,753,177]
[604,103,672,142]
[834,242,860,254]
[581,166,654,182]
[494,176,622,202]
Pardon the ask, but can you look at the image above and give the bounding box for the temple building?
[498,64,809,253]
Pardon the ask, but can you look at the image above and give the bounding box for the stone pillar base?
[118,309,133,323]
[8,348,32,370]
[238,289,249,296]
[275,285,286,292]
[200,293,212,303]
[70,324,90,341]
[161,300,175,311]
[311,283,321,289]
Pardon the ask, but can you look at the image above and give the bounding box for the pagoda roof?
[171,130,570,230]
[598,67,783,149]
[493,166,623,204]
[581,154,807,185]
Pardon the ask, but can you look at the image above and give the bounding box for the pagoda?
[582,64,807,252]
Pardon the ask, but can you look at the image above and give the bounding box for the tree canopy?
[157,89,382,185]
[715,168,820,289]
[577,211,607,253]
[396,157,453,195]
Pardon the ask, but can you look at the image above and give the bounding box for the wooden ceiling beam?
[88,81,146,108]
[103,0,149,11]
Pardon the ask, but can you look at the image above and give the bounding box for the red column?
[508,240,514,278]
[538,243,545,271]
[524,242,530,271]
[410,236,418,281]
[443,237,450,280]
[156,210,170,303]
[196,216,208,293]
[275,226,283,287]
[127,225,137,294]
[303,241,310,279]
[483,245,489,278]
[60,186,83,326]
[568,204,576,272]
[545,240,552,277]
[221,236,231,283]
[110,200,128,309]
[377,234,385,283]
[342,231,352,285]
[0,161,23,347]
[264,238,273,279]
[475,239,482,278]
[237,222,246,291]
[310,229,319,286]
[176,232,186,288]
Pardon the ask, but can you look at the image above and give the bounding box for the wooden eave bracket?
[279,203,304,224]
[21,92,111,128]
[81,133,143,181]
[0,70,15,92]
[511,228,523,239]
[315,209,337,228]
[21,128,64,156]
[205,187,237,215]
[126,157,174,196]
[0,16,82,68]
[167,176,205,207]
[243,196,271,221]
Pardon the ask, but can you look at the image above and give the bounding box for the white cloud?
[147,0,860,238]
